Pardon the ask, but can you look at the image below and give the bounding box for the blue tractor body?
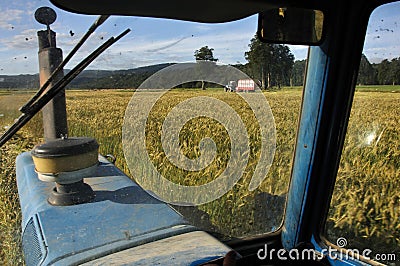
[17,152,231,265]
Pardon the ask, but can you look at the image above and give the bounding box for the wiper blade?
[0,29,130,148]
[20,15,110,113]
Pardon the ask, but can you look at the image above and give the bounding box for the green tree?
[194,46,218,90]
[357,54,377,85]
[389,57,400,85]
[291,60,306,86]
[245,35,294,89]
[377,59,392,85]
[274,45,295,87]
[194,46,218,62]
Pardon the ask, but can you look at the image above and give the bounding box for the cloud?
[56,31,112,50]
[363,45,400,63]
[83,27,310,71]
[2,0,399,77]
[363,5,400,61]
[0,9,24,29]
[0,29,37,50]
[75,29,254,71]
[288,45,308,60]
[146,36,190,52]
[363,28,399,62]
[194,25,212,31]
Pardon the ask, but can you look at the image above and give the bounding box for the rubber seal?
[31,137,99,158]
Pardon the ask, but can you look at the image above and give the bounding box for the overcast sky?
[0,0,399,75]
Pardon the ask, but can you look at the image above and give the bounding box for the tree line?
[194,37,302,89]
[242,36,399,88]
[357,54,400,85]
[196,36,399,89]
[194,39,297,89]
[2,38,397,90]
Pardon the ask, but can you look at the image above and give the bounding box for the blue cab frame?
[15,0,398,265]
[281,0,393,264]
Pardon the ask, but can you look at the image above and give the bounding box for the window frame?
[280,0,397,265]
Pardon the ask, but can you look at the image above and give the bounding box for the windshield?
[0,0,310,263]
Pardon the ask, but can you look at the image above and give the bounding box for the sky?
[0,0,399,75]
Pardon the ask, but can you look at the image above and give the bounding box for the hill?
[0,63,174,90]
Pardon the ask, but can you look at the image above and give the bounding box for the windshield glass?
[0,0,309,263]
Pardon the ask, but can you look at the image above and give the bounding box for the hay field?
[0,88,398,264]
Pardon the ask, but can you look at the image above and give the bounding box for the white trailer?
[236,79,256,92]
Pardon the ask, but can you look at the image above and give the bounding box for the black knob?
[35,7,57,26]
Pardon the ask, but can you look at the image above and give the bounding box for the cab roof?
[50,0,319,23]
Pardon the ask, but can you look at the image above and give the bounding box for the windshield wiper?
[20,15,110,113]
[0,28,130,148]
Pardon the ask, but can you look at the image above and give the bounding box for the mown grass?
[356,85,400,92]
[0,88,398,264]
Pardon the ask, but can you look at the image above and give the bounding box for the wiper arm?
[20,15,110,113]
[0,29,130,148]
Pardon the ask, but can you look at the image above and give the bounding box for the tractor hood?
[17,152,232,265]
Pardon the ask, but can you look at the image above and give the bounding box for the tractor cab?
[0,0,399,265]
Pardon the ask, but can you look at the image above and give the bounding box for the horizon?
[0,56,396,77]
[0,1,399,75]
